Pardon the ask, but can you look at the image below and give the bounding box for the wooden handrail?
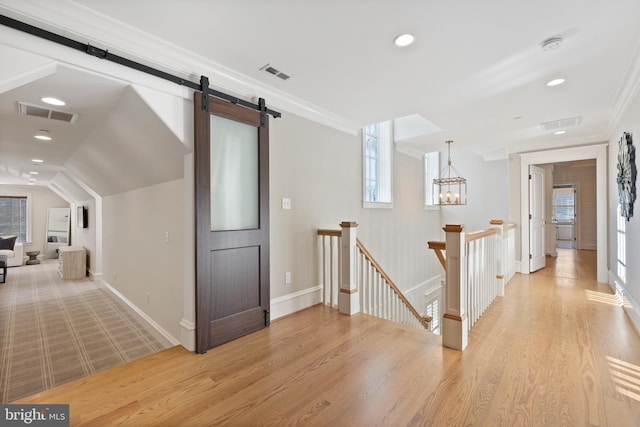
[427,241,446,270]
[317,229,341,237]
[504,223,516,231]
[427,241,445,250]
[465,228,499,243]
[356,238,432,327]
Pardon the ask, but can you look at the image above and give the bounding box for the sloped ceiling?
[65,85,188,196]
[0,45,189,197]
[49,171,92,203]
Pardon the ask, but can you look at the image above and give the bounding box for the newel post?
[338,221,360,315]
[490,219,506,297]
[442,224,468,351]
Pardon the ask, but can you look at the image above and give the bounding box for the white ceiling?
[0,0,639,189]
[0,44,188,193]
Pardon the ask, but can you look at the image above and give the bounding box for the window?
[0,196,28,242]
[363,120,393,207]
[424,151,440,208]
[552,185,576,223]
[425,290,440,334]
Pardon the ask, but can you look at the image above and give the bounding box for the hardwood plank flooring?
[15,250,640,426]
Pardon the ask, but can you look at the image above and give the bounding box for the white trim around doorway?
[519,144,608,283]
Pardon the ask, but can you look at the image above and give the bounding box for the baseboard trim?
[624,291,640,335]
[514,260,522,275]
[179,318,196,351]
[271,285,323,320]
[101,281,180,346]
[89,271,102,280]
[609,270,640,334]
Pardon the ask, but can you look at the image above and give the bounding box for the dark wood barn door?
[194,93,270,353]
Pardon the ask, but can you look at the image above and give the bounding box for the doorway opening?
[552,184,576,249]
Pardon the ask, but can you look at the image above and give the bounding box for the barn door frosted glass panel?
[210,115,258,231]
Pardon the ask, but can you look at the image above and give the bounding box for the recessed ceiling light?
[30,171,39,175]
[547,78,565,87]
[34,135,52,141]
[554,130,566,135]
[29,178,36,182]
[394,33,415,47]
[32,159,44,163]
[41,97,66,106]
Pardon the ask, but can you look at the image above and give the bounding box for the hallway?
[16,250,640,426]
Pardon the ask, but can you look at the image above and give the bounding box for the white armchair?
[0,242,25,267]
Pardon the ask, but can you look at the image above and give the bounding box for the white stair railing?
[465,228,500,329]
[317,223,430,331]
[317,228,341,308]
[428,220,517,351]
[356,239,430,330]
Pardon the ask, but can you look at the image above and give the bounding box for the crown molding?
[0,1,360,135]
[606,40,640,137]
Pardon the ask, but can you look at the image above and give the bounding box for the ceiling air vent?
[540,116,582,132]
[18,102,79,123]
[259,63,291,80]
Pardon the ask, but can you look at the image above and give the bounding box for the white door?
[529,165,546,272]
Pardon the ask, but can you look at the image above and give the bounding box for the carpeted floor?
[0,260,172,403]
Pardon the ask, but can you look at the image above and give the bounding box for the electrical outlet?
[281,198,291,210]
[285,272,291,284]
[165,231,170,243]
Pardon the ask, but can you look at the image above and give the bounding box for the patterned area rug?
[0,261,171,403]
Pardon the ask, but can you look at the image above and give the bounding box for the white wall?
[508,154,522,260]
[269,112,442,313]
[102,179,185,341]
[439,151,509,232]
[0,184,68,256]
[608,89,640,329]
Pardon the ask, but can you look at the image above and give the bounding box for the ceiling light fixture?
[433,140,467,206]
[41,97,66,106]
[30,171,39,175]
[541,36,564,51]
[34,134,52,141]
[394,33,415,47]
[547,78,565,87]
[31,159,44,163]
[554,130,566,135]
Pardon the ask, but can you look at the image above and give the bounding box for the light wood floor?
[16,250,640,426]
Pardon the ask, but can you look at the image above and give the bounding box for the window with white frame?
[425,290,440,334]
[424,151,440,208]
[0,196,28,242]
[363,120,393,207]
